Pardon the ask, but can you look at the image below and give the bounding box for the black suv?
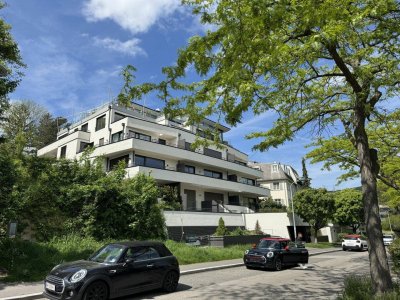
[43,241,180,300]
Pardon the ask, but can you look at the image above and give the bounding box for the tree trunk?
[314,228,318,243]
[354,105,392,293]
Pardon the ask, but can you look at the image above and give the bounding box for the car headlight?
[244,250,249,255]
[70,269,87,283]
[266,251,274,258]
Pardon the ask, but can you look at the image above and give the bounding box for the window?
[112,131,124,143]
[60,145,67,159]
[273,182,280,190]
[272,164,278,172]
[114,112,125,122]
[228,174,238,182]
[241,177,255,186]
[158,139,166,145]
[130,131,151,142]
[228,195,240,205]
[184,165,195,174]
[99,138,104,146]
[79,142,94,153]
[274,199,282,205]
[109,155,129,170]
[134,155,165,169]
[204,169,222,179]
[234,160,247,166]
[95,115,106,131]
[204,148,222,159]
[81,123,88,132]
[125,247,160,262]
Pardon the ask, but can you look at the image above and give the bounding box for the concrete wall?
[164,211,245,228]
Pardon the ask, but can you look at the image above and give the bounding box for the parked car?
[243,237,309,271]
[342,234,368,251]
[383,234,394,246]
[43,241,180,300]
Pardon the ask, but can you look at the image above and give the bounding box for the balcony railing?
[123,163,268,191]
[86,132,261,172]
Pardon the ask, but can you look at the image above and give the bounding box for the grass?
[0,235,337,283]
[305,242,337,249]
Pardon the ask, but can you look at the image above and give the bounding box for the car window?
[125,247,160,262]
[89,244,125,264]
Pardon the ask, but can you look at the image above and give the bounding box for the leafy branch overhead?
[119,0,399,293]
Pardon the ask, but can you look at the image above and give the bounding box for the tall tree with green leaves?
[293,188,335,243]
[119,0,399,291]
[0,2,24,122]
[301,158,311,188]
[334,189,364,233]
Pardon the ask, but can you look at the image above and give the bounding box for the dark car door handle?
[146,264,154,268]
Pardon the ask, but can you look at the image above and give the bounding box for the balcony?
[125,165,269,197]
[91,133,263,178]
[38,130,91,157]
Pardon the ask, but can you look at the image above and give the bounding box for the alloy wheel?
[84,281,108,300]
[163,271,179,293]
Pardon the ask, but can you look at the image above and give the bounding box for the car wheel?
[162,271,179,293]
[342,246,347,251]
[83,281,108,300]
[274,258,282,271]
[246,265,253,270]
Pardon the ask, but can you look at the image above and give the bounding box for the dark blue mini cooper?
[43,241,180,300]
[243,237,309,271]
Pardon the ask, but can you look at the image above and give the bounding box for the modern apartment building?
[38,102,270,237]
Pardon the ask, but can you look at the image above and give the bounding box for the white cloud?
[93,37,146,57]
[83,0,182,34]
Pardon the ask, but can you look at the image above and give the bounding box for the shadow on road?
[119,283,192,300]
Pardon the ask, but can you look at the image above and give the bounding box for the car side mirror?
[123,258,134,266]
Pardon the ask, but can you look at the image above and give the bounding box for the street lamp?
[289,177,305,241]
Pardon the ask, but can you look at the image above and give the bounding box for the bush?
[388,238,400,275]
[258,198,287,213]
[228,227,251,236]
[214,217,228,236]
[337,275,400,300]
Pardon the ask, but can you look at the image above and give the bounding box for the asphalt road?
[125,250,369,300]
[37,251,369,300]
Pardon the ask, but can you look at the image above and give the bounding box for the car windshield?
[88,244,125,264]
[257,240,280,249]
[345,237,359,240]
[383,235,393,239]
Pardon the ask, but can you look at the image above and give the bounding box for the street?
[125,251,368,300]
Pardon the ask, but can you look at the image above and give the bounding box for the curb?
[1,248,342,300]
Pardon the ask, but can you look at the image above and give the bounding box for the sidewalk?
[0,248,340,300]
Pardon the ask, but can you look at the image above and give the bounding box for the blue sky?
[4,0,360,190]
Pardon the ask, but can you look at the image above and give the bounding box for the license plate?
[45,282,55,291]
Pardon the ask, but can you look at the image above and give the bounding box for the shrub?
[254,220,263,235]
[388,238,400,275]
[228,227,251,236]
[214,217,228,236]
[337,275,400,300]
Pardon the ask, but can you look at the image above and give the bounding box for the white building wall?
[164,211,245,227]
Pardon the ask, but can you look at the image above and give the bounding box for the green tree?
[334,189,364,233]
[293,188,335,243]
[0,2,25,123]
[124,173,167,240]
[301,158,311,188]
[119,0,399,291]
[35,114,66,149]
[214,217,228,236]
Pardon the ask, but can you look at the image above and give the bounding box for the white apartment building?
[249,162,302,207]
[38,102,270,239]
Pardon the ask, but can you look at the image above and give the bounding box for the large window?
[112,131,124,143]
[135,155,165,169]
[60,145,67,158]
[185,142,194,151]
[272,182,280,190]
[241,177,256,186]
[81,123,88,132]
[204,169,222,179]
[130,131,151,142]
[109,155,129,170]
[79,142,94,153]
[95,115,106,131]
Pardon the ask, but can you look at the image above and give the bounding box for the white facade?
[38,102,270,213]
[249,162,301,207]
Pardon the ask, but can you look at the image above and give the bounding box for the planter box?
[209,234,271,247]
